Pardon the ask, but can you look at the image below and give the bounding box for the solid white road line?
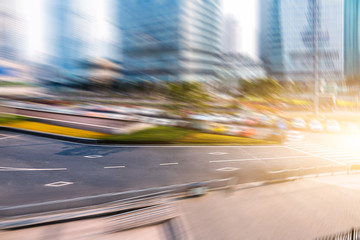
[322,154,357,158]
[285,146,346,166]
[209,155,313,163]
[159,162,178,166]
[104,166,125,169]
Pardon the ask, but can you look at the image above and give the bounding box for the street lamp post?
[313,0,319,117]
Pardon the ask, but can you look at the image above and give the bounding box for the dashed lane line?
[104,166,125,169]
[0,167,67,171]
[159,162,178,166]
[208,152,228,155]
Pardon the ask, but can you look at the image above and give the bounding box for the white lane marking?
[208,152,228,155]
[345,160,360,163]
[322,154,357,158]
[297,146,329,150]
[159,162,178,166]
[209,155,313,163]
[45,181,73,187]
[0,134,20,140]
[310,150,341,154]
[335,157,360,160]
[285,146,346,166]
[0,167,67,171]
[104,166,125,169]
[216,167,240,172]
[84,155,103,159]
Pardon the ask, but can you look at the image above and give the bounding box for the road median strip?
[0,120,277,145]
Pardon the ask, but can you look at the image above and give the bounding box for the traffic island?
[0,121,279,145]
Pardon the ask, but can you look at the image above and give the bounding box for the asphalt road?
[1,130,356,208]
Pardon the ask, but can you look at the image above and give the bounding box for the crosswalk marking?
[285,140,360,165]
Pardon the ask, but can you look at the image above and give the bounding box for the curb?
[0,126,100,144]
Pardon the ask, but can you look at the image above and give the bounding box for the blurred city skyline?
[19,0,258,61]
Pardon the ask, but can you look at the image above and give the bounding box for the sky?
[19,0,258,60]
[222,0,258,58]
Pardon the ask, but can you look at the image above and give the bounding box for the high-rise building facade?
[0,0,23,62]
[259,0,344,83]
[119,0,222,84]
[48,0,91,71]
[222,15,239,53]
[344,0,360,79]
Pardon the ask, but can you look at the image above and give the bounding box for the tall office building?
[119,0,222,84]
[259,0,344,83]
[0,0,23,62]
[48,0,91,71]
[344,0,360,79]
[222,15,239,53]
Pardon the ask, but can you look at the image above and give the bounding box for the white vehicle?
[309,119,324,132]
[291,118,306,129]
[326,120,341,133]
[286,130,304,141]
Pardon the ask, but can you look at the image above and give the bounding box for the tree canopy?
[241,77,282,99]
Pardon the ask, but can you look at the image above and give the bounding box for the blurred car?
[268,130,285,143]
[226,125,240,135]
[277,119,288,130]
[234,116,247,124]
[309,119,324,132]
[291,118,306,129]
[238,126,256,137]
[286,130,304,141]
[325,120,341,133]
[258,115,272,126]
[210,123,228,133]
[243,116,258,126]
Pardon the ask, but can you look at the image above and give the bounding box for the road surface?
[1,130,357,208]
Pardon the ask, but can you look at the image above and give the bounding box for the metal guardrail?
[0,191,173,230]
[315,227,360,240]
[0,178,231,230]
[107,202,178,232]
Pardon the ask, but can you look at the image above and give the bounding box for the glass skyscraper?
[259,0,344,83]
[49,0,91,71]
[344,0,360,79]
[119,0,222,84]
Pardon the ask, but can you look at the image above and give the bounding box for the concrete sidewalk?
[179,174,360,239]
